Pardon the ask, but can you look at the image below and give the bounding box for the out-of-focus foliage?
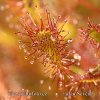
[59,22,77,40]
[90,30,100,42]
[0,0,100,100]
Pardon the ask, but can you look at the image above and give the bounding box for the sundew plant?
[17,7,100,100]
[0,0,100,100]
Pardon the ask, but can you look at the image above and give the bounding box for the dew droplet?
[72,50,76,53]
[68,39,73,43]
[77,62,80,66]
[26,52,30,55]
[73,19,78,25]
[59,74,63,79]
[16,1,23,6]
[74,53,81,61]
[59,82,62,87]
[22,88,24,91]
[61,60,67,64]
[48,86,51,90]
[24,49,27,53]
[46,58,50,61]
[30,60,34,64]
[94,53,97,57]
[55,93,58,97]
[89,68,94,73]
[49,74,53,78]
[18,40,22,44]
[24,56,28,59]
[40,80,44,84]
[50,35,56,42]
[71,59,75,62]
[19,45,22,49]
